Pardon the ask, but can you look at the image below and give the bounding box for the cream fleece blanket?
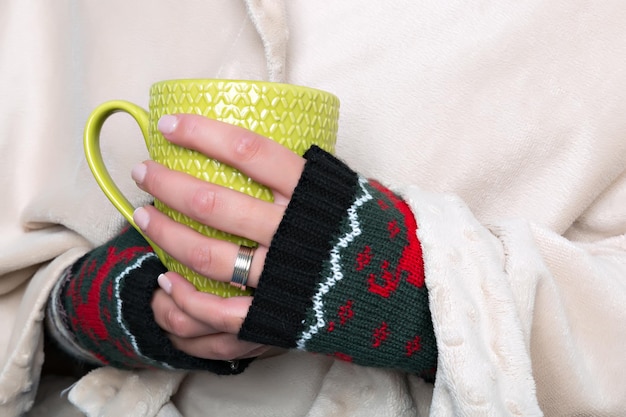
[2,1,626,416]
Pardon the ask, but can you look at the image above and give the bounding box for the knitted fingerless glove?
[46,225,252,375]
[240,146,437,380]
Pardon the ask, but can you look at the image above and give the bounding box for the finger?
[157,114,306,197]
[152,288,220,338]
[135,206,266,288]
[158,272,254,333]
[168,332,268,361]
[134,160,284,246]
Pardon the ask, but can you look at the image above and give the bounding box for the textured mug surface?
[84,79,339,296]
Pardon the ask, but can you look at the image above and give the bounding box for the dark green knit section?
[57,229,167,369]
[51,225,252,374]
[299,179,437,377]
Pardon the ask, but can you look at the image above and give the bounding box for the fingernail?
[158,114,178,135]
[158,274,172,295]
[131,163,147,184]
[133,207,150,230]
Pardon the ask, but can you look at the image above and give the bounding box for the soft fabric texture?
[2,0,626,416]
[46,226,252,374]
[240,146,437,378]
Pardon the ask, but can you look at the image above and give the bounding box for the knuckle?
[164,308,191,337]
[206,298,235,333]
[217,306,232,332]
[188,243,213,276]
[141,165,163,195]
[204,298,227,330]
[178,117,201,142]
[233,133,263,163]
[212,339,239,360]
[216,299,237,332]
[189,186,217,218]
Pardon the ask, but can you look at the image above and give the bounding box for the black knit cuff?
[120,236,253,375]
[239,146,361,347]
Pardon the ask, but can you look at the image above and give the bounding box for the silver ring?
[230,245,255,290]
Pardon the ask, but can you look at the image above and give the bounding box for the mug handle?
[83,100,156,247]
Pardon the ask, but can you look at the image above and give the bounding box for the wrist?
[240,146,360,347]
[240,147,437,376]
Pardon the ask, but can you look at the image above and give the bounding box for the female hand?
[131,114,306,361]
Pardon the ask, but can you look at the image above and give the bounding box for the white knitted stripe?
[296,176,372,350]
[114,252,173,369]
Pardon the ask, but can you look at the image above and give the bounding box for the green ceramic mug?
[84,79,339,297]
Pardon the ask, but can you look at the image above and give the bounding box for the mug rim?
[150,78,339,100]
